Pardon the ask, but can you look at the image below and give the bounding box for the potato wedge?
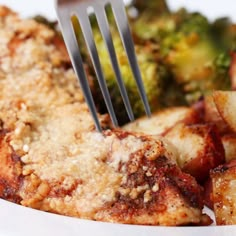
[164,123,225,183]
[123,106,201,135]
[213,91,236,133]
[211,160,236,225]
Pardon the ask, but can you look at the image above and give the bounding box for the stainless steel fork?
[55,0,151,131]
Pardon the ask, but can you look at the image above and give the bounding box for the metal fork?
[55,0,151,131]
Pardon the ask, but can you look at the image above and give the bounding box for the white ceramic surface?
[0,1,236,235]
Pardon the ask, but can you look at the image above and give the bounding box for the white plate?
[1,199,236,236]
[0,0,236,235]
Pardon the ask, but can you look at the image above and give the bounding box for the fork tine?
[110,0,152,117]
[56,7,102,132]
[75,9,119,127]
[94,4,135,122]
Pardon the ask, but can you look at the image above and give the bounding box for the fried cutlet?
[0,6,211,226]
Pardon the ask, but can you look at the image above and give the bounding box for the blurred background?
[0,0,236,21]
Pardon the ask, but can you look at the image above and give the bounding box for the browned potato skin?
[124,105,225,183]
[211,160,236,225]
[222,134,236,162]
[213,91,236,133]
[164,123,225,183]
[204,94,231,134]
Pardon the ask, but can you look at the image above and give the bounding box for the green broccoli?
[211,17,236,55]
[93,28,168,124]
[71,0,234,125]
[131,0,169,14]
[128,0,173,42]
[33,15,58,31]
[128,1,233,103]
[161,11,231,103]
[72,7,171,125]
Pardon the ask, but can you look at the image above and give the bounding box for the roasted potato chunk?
[211,160,236,225]
[204,94,231,134]
[123,106,201,135]
[222,134,236,162]
[164,123,225,183]
[213,91,236,133]
[124,106,225,183]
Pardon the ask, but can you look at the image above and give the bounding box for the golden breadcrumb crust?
[0,6,210,226]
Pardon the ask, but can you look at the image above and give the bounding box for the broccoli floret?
[128,0,173,42]
[161,11,231,103]
[71,2,233,124]
[131,14,176,42]
[129,4,232,104]
[71,7,171,125]
[131,0,169,15]
[93,29,168,124]
[211,17,236,51]
[33,15,58,30]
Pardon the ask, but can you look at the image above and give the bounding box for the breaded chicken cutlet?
[0,6,211,225]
